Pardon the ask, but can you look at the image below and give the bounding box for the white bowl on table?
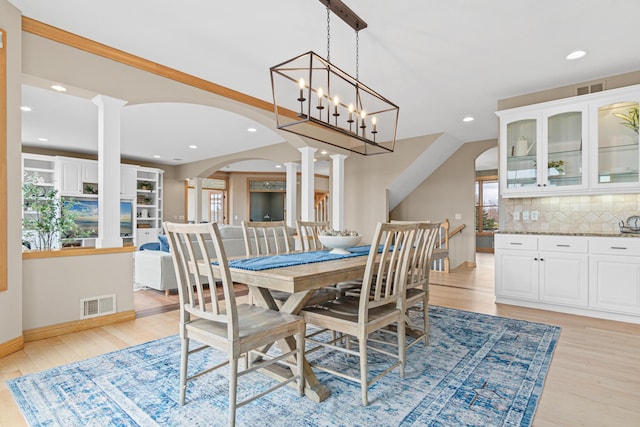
[318,234,362,255]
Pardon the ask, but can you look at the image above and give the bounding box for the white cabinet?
[82,160,98,184]
[538,237,589,307]
[495,234,588,307]
[57,157,83,196]
[496,233,640,323]
[136,228,160,246]
[589,237,640,316]
[497,84,640,197]
[120,165,137,199]
[495,234,539,300]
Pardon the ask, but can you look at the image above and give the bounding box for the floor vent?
[576,82,604,95]
[80,294,117,319]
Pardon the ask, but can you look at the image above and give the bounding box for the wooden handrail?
[448,224,466,239]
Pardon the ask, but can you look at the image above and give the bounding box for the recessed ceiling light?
[173,158,183,161]
[50,84,67,92]
[463,116,475,122]
[313,158,317,162]
[153,155,161,158]
[320,150,328,155]
[21,106,32,112]
[566,50,587,60]
[189,145,198,149]
[247,127,257,132]
[37,137,48,142]
[275,164,282,168]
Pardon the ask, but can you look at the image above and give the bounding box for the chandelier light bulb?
[298,78,305,89]
[317,87,324,110]
[360,110,366,119]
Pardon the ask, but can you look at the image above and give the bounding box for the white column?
[284,162,298,228]
[330,154,347,231]
[299,147,316,221]
[194,178,203,223]
[92,95,126,248]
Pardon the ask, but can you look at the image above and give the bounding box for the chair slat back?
[359,222,418,319]
[164,222,238,339]
[409,223,441,290]
[242,220,292,256]
[296,220,329,251]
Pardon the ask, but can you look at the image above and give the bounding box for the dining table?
[211,246,374,403]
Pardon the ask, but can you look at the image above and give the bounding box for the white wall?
[0,0,24,346]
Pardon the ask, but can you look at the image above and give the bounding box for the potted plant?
[613,107,639,134]
[22,174,84,250]
[138,181,154,191]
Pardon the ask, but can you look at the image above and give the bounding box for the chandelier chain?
[326,4,331,63]
[355,30,359,81]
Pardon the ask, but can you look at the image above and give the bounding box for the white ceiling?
[10,0,640,169]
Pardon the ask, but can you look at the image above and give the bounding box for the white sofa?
[134,224,295,294]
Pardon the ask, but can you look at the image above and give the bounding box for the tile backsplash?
[503,194,640,233]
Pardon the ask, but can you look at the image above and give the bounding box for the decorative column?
[299,147,316,221]
[194,178,203,223]
[284,162,298,228]
[92,95,126,248]
[330,154,347,231]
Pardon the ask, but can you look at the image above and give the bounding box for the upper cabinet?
[497,85,640,198]
[590,93,640,190]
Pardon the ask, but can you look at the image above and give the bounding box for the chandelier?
[269,0,399,155]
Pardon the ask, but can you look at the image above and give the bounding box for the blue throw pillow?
[157,235,170,252]
[139,242,160,251]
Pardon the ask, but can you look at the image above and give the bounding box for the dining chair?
[241,220,292,256]
[301,221,418,405]
[242,220,337,307]
[402,222,441,349]
[163,221,305,427]
[296,220,328,251]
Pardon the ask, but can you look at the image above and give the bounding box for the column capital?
[91,94,127,108]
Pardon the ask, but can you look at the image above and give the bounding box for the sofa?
[134,224,295,294]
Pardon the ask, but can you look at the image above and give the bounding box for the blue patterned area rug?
[7,306,560,427]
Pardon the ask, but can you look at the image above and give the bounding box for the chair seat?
[303,298,399,324]
[405,287,426,303]
[187,304,303,340]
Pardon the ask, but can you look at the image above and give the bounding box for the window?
[475,177,499,233]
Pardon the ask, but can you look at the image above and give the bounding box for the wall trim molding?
[0,27,7,293]
[23,310,136,342]
[0,335,24,358]
[22,246,135,260]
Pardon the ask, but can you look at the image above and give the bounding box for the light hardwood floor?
[1,253,639,426]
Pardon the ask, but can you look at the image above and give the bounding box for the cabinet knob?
[534,257,538,261]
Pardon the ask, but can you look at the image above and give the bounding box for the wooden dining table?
[213,250,372,403]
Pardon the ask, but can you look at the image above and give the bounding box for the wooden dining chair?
[402,222,441,349]
[296,220,328,251]
[241,220,292,256]
[163,222,305,427]
[302,221,418,405]
[242,220,337,307]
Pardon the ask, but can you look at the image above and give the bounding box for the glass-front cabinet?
[498,84,640,198]
[591,95,640,189]
[499,104,587,197]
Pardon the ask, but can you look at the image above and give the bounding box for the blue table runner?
[225,245,372,271]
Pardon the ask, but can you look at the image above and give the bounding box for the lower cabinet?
[496,234,588,308]
[137,228,160,246]
[589,237,640,316]
[496,234,638,322]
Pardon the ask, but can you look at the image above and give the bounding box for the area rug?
[7,306,560,427]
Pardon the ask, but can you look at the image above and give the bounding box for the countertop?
[496,231,640,238]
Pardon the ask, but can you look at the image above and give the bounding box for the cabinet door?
[120,165,137,199]
[500,113,541,196]
[589,254,640,315]
[58,160,82,196]
[542,105,588,192]
[539,252,588,307]
[136,229,159,246]
[495,249,539,300]
[591,93,640,190]
[82,161,98,184]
